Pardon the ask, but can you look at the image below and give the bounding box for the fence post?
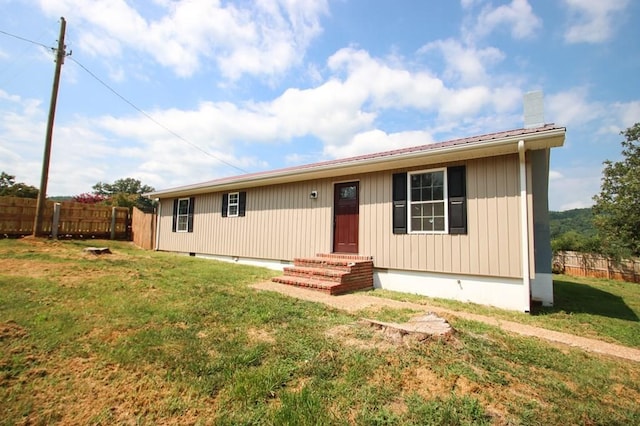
[51,203,61,239]
[110,207,117,240]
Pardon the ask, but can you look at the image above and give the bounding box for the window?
[172,197,194,233]
[392,166,466,235]
[222,191,246,217]
[339,185,357,200]
[409,169,446,233]
[228,192,239,217]
[176,198,190,231]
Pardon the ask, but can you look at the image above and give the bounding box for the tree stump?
[362,313,453,344]
[83,247,112,255]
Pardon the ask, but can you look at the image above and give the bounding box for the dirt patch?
[0,320,28,340]
[325,323,396,351]
[403,366,453,397]
[0,259,60,279]
[247,327,276,344]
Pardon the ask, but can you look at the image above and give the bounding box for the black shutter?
[392,173,407,234]
[187,197,195,232]
[448,166,467,234]
[172,199,178,232]
[238,191,246,217]
[222,193,228,217]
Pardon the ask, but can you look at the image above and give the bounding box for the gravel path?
[252,281,640,363]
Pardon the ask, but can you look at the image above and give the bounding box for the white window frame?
[227,192,239,217]
[408,168,448,234]
[176,198,190,232]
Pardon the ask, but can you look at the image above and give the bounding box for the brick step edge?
[294,258,374,269]
[315,253,374,261]
[283,266,349,280]
[272,276,338,292]
[271,276,373,295]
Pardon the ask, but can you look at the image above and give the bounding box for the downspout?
[518,140,531,312]
[154,199,161,251]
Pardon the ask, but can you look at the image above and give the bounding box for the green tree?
[92,177,155,212]
[0,172,39,198]
[592,123,640,258]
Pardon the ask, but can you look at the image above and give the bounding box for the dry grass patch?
[20,356,217,425]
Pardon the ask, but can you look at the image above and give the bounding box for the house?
[146,100,565,312]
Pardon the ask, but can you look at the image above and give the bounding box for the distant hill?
[549,208,596,239]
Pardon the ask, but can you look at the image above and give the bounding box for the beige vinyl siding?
[157,154,524,279]
[157,179,335,261]
[360,154,523,278]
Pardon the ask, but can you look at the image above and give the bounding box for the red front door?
[333,181,359,253]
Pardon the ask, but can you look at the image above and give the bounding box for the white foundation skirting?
[374,268,527,311]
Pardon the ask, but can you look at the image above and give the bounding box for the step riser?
[283,270,343,283]
[271,277,371,295]
[294,260,352,271]
[272,254,374,295]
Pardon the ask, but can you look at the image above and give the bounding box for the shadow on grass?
[535,278,639,321]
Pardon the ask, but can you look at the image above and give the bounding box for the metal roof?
[146,124,565,198]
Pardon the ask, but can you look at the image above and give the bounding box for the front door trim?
[333,181,359,253]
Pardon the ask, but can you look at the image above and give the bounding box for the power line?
[69,57,248,174]
[0,28,51,50]
[0,25,249,175]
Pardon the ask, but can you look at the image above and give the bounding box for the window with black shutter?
[392,166,467,235]
[222,191,247,217]
[172,197,194,233]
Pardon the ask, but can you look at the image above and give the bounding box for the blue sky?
[0,0,638,211]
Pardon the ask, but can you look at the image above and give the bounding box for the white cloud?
[548,88,640,137]
[324,129,435,159]
[547,87,605,127]
[327,47,447,112]
[419,39,504,85]
[549,170,563,180]
[50,47,533,191]
[473,0,542,40]
[563,0,629,44]
[548,166,600,210]
[460,0,481,9]
[612,101,640,130]
[37,0,328,79]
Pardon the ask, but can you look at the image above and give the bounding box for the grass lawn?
[373,275,640,349]
[1,238,639,425]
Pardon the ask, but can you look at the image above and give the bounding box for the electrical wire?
[0,28,51,50]
[0,26,249,175]
[69,57,248,174]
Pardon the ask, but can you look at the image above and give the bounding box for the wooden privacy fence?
[0,196,129,239]
[131,207,156,250]
[553,250,640,284]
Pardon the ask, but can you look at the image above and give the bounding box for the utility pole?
[33,17,67,237]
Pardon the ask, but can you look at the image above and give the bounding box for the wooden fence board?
[131,207,156,250]
[553,250,640,284]
[0,196,129,239]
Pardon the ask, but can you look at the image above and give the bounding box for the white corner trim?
[154,201,161,251]
[518,140,531,312]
